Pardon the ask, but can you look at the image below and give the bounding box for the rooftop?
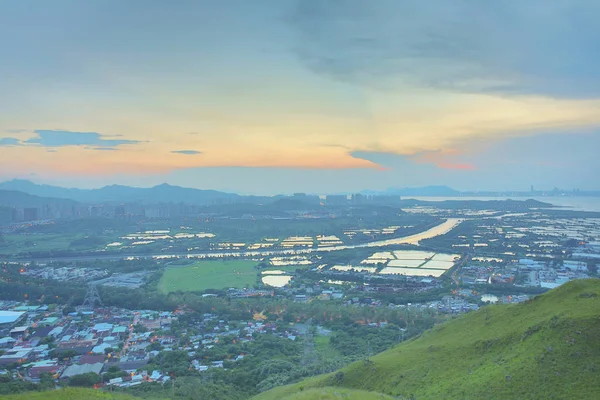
[61,363,103,379]
[0,311,24,325]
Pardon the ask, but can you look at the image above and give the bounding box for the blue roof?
[0,311,24,325]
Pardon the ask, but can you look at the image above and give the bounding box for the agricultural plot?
[356,250,461,278]
[421,260,456,270]
[262,274,292,287]
[429,253,460,263]
[388,259,426,268]
[157,260,258,293]
[330,265,377,273]
[379,267,446,277]
[392,250,435,260]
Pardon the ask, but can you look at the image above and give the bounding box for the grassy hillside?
[274,387,395,400]
[0,388,141,400]
[255,279,600,400]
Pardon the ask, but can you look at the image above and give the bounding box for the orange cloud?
[410,149,476,171]
[436,162,477,171]
[3,81,600,177]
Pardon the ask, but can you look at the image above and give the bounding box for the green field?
[270,387,395,400]
[158,260,259,293]
[0,233,80,253]
[0,388,145,400]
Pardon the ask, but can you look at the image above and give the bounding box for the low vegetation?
[0,387,144,400]
[273,387,395,400]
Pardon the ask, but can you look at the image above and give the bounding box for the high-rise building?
[0,207,13,224]
[326,195,348,206]
[23,207,39,221]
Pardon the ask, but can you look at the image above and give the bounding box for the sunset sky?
[1,0,599,194]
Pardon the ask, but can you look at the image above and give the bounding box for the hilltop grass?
[314,335,341,360]
[255,279,600,400]
[0,388,144,400]
[158,260,258,293]
[275,387,395,400]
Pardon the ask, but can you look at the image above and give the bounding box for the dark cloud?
[0,137,21,146]
[289,0,600,97]
[24,130,143,148]
[87,147,119,151]
[171,150,202,155]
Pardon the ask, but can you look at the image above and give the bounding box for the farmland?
[157,260,259,293]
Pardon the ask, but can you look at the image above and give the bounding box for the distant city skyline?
[1,1,599,194]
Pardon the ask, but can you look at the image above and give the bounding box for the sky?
[1,0,599,195]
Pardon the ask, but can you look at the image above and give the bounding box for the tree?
[148,341,163,352]
[68,372,100,387]
[62,306,76,315]
[50,349,79,360]
[39,335,55,345]
[38,372,55,390]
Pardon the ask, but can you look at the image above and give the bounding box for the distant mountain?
[92,183,240,204]
[0,189,78,208]
[0,180,239,205]
[362,185,461,197]
[255,279,600,400]
[0,179,89,201]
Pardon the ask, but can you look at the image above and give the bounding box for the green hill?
[0,388,141,400]
[255,279,600,400]
[270,387,395,400]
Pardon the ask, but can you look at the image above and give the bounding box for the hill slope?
[0,387,142,400]
[255,279,600,400]
[0,189,77,208]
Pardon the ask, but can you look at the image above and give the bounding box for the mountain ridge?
[0,179,239,204]
[0,180,571,209]
[0,189,78,208]
[0,180,466,204]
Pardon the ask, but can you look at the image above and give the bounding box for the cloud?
[171,150,202,155]
[436,162,476,171]
[289,0,600,97]
[23,130,143,148]
[5,129,28,134]
[88,147,118,151]
[0,137,21,146]
[409,149,477,171]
